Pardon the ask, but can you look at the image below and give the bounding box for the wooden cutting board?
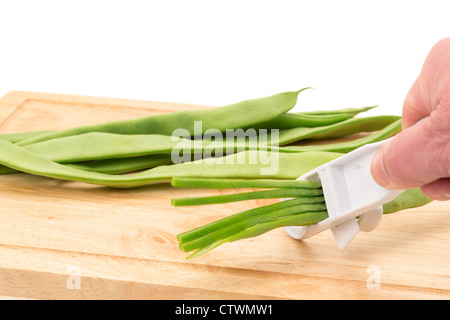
[0,91,448,300]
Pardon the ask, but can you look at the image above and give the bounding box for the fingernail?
[371,149,390,187]
[444,194,450,200]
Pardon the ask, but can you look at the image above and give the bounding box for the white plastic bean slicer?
[285,138,404,249]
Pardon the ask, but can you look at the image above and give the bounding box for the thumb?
[370,117,449,189]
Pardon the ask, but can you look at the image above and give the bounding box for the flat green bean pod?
[0,166,17,175]
[0,139,343,188]
[250,112,354,130]
[251,103,380,130]
[22,132,275,163]
[67,154,174,174]
[279,119,402,153]
[17,89,307,146]
[383,188,433,213]
[0,154,175,175]
[276,115,400,145]
[0,130,53,143]
[296,105,377,116]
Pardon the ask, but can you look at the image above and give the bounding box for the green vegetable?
[296,105,376,116]
[0,140,343,188]
[0,110,398,176]
[252,105,377,130]
[280,119,402,153]
[251,113,354,130]
[0,130,53,143]
[20,132,274,163]
[17,89,307,146]
[383,188,433,214]
[277,115,400,145]
[171,177,321,189]
[66,154,174,174]
[171,187,323,207]
[177,196,327,258]
[187,210,329,259]
[0,154,175,175]
[0,116,399,173]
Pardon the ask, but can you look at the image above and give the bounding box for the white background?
[0,0,448,116]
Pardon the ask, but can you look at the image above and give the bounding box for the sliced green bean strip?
[185,210,329,259]
[180,202,327,252]
[171,177,321,189]
[171,187,323,207]
[276,115,400,145]
[279,119,401,153]
[17,89,307,146]
[177,197,324,244]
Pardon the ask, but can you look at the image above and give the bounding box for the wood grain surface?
[0,91,448,300]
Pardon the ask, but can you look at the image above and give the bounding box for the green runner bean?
[296,105,377,116]
[276,115,400,145]
[67,154,174,174]
[252,105,379,130]
[17,89,307,146]
[279,119,401,153]
[383,188,433,214]
[251,113,353,130]
[0,130,53,143]
[22,132,267,163]
[0,140,343,187]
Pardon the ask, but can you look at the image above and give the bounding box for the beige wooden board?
[0,91,448,300]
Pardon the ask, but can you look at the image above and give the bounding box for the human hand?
[371,37,450,201]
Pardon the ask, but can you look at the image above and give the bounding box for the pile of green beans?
[0,115,401,175]
[0,89,433,258]
[0,89,401,179]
